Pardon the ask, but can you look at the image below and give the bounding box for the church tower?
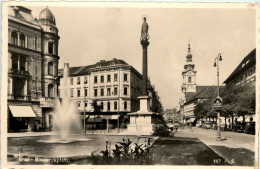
[181,43,197,96]
[39,7,60,98]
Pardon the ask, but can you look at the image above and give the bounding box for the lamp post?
[83,85,86,133]
[213,53,223,141]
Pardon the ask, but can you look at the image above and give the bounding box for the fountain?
[38,63,90,143]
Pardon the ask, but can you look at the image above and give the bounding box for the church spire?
[186,43,192,62]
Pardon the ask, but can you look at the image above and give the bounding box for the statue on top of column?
[140,16,149,41]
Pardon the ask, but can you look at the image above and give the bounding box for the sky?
[28,5,256,109]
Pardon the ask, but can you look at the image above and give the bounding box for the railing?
[9,68,30,76]
[40,97,56,101]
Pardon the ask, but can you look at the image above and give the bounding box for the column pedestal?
[127,95,154,135]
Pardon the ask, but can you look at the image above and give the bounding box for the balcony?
[9,68,30,76]
[8,94,31,101]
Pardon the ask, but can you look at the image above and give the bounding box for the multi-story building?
[7,6,60,131]
[223,48,256,122]
[58,58,144,128]
[224,49,256,86]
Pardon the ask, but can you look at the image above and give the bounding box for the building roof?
[58,58,141,77]
[8,6,40,26]
[184,85,225,105]
[224,49,256,84]
[39,7,56,26]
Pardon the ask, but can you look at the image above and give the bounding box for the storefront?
[8,104,37,132]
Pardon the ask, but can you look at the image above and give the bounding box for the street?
[175,127,255,166]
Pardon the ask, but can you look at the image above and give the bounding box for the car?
[233,122,245,133]
[202,121,213,129]
[244,122,255,135]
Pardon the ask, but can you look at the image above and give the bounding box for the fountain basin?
[8,134,158,164]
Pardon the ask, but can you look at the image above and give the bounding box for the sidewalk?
[175,127,256,166]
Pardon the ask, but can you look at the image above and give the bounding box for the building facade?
[224,49,256,86]
[223,48,256,122]
[58,59,145,129]
[8,6,60,131]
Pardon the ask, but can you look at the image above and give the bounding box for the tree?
[91,99,101,114]
[194,99,215,120]
[221,83,255,125]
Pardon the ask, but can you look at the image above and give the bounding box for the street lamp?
[83,85,87,133]
[213,53,223,141]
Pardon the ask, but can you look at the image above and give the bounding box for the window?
[77,89,80,97]
[84,76,88,84]
[94,76,98,83]
[124,101,127,110]
[114,74,118,82]
[101,75,104,83]
[48,42,54,54]
[11,31,18,45]
[100,102,104,110]
[77,102,81,108]
[107,88,111,96]
[12,55,18,70]
[188,77,192,83]
[114,102,117,110]
[101,88,104,96]
[77,77,81,84]
[124,87,128,95]
[70,89,74,97]
[48,62,53,75]
[114,87,118,95]
[107,102,110,111]
[84,88,88,96]
[85,102,88,107]
[249,70,252,76]
[48,84,54,98]
[124,74,128,81]
[94,89,98,97]
[20,56,26,71]
[70,78,73,85]
[107,75,111,82]
[20,34,25,47]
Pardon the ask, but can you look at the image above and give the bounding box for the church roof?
[184,85,225,105]
[223,48,256,84]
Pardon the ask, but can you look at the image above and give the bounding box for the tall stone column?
[141,41,149,95]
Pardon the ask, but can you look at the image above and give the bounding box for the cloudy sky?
[29,4,256,109]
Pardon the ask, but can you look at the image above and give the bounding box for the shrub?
[152,124,171,137]
[95,138,153,165]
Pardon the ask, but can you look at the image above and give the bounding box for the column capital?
[140,40,150,47]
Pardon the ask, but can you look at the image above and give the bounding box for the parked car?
[202,121,213,129]
[233,122,245,133]
[244,122,255,135]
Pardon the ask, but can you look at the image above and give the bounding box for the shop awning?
[9,105,36,117]
[102,115,120,120]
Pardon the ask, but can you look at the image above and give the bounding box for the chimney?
[64,63,69,70]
